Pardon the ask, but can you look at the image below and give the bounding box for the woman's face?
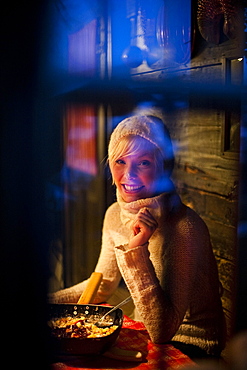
[111,138,164,202]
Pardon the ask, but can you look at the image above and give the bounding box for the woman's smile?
[122,184,145,192]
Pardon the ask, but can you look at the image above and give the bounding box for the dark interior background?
[1,1,247,368]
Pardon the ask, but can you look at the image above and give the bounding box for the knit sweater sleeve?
[115,206,207,344]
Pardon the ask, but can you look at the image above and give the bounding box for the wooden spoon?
[77,272,103,304]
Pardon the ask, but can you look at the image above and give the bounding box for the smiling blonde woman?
[50,115,226,359]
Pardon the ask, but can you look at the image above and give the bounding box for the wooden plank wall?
[167,107,239,340]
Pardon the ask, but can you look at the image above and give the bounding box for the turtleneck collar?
[117,184,181,230]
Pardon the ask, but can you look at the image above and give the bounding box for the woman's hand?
[129,208,158,249]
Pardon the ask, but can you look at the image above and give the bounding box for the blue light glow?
[44,0,192,80]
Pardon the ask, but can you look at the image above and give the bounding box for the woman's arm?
[48,279,88,304]
[115,207,205,343]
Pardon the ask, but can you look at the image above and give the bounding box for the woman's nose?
[125,164,137,179]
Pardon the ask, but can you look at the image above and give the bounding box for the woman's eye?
[139,160,151,166]
[115,159,125,165]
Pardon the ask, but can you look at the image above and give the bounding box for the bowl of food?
[48,303,123,355]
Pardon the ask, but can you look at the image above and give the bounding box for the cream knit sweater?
[50,191,226,355]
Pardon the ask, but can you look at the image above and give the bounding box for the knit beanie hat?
[108,115,174,175]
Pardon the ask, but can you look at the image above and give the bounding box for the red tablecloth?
[51,316,195,370]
